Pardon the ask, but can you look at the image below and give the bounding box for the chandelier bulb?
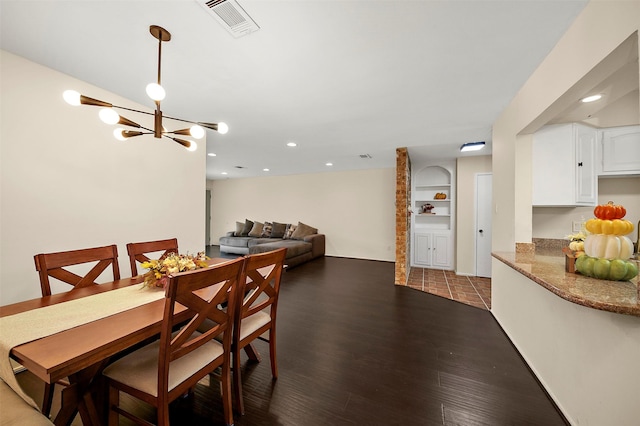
[190,125,205,139]
[217,122,229,134]
[113,128,127,141]
[146,83,166,101]
[187,141,198,152]
[99,108,120,125]
[63,90,81,106]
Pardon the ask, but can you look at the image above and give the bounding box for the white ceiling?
[0,0,590,180]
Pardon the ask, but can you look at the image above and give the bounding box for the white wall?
[208,168,396,261]
[492,1,640,424]
[533,176,640,239]
[0,51,206,305]
[456,156,492,275]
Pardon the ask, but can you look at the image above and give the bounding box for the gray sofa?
[219,220,325,268]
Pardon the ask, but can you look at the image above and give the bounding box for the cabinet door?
[600,126,640,175]
[414,233,432,266]
[575,125,597,204]
[431,233,450,268]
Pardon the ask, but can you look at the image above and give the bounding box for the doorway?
[205,190,211,246]
[476,173,492,278]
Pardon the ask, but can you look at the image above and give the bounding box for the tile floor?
[407,268,492,310]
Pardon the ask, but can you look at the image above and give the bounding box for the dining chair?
[33,244,121,416]
[126,238,179,276]
[34,244,121,297]
[232,247,286,415]
[102,256,245,426]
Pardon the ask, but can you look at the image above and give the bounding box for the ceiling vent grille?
[199,0,260,38]
[359,154,372,159]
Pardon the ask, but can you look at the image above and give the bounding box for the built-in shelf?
[411,164,455,269]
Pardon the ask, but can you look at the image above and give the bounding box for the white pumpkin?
[584,234,634,260]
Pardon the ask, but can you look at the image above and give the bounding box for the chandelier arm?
[111,105,155,117]
[162,134,192,149]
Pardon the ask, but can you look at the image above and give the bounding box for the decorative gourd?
[575,255,638,281]
[593,201,626,220]
[583,234,634,260]
[584,218,634,235]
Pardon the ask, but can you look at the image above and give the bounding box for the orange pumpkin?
[594,201,626,220]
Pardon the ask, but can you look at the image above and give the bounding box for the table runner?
[0,284,166,409]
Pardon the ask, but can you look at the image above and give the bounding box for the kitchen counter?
[492,250,639,317]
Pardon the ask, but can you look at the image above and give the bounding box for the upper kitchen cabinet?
[598,125,640,176]
[533,123,597,207]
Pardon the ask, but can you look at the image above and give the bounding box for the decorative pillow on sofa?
[284,223,297,239]
[291,221,318,240]
[270,222,287,239]
[261,222,272,237]
[241,219,254,236]
[248,221,264,237]
[234,221,245,236]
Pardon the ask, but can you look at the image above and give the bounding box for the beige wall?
[491,1,640,424]
[455,156,492,275]
[0,50,206,305]
[533,176,640,239]
[208,168,396,261]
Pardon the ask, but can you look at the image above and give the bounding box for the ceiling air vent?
[198,0,260,38]
[359,154,372,159]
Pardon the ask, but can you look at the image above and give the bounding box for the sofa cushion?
[219,236,255,248]
[241,219,254,236]
[248,221,264,237]
[291,222,318,240]
[234,221,244,236]
[270,222,287,238]
[284,223,297,239]
[249,240,312,258]
[261,222,272,237]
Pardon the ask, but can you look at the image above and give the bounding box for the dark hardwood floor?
[17,250,566,425]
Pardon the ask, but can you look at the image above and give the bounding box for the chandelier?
[63,25,228,151]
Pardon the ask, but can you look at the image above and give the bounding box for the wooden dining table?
[0,257,240,426]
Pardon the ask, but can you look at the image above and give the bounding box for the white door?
[476,173,492,278]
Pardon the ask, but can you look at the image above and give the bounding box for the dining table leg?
[244,343,261,362]
[53,362,106,426]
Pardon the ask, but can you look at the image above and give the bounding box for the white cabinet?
[411,164,455,270]
[414,232,451,268]
[532,123,597,207]
[598,125,640,176]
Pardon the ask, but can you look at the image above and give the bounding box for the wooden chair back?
[238,248,286,332]
[126,238,178,276]
[232,247,286,414]
[34,245,120,296]
[157,257,245,423]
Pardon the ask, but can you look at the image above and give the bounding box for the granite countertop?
[492,249,640,317]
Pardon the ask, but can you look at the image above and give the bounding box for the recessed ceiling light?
[263,168,270,172]
[286,142,297,147]
[460,141,485,152]
[325,162,333,166]
[221,172,228,175]
[581,94,602,103]
[207,153,216,157]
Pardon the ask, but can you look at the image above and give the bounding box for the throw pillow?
[270,222,287,238]
[261,222,273,237]
[291,221,318,240]
[241,219,254,236]
[284,223,297,239]
[248,221,264,237]
[234,221,245,236]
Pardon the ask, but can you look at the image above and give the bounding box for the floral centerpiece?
[140,252,209,288]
